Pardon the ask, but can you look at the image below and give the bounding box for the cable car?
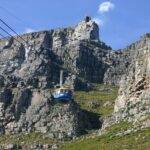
[53,87,74,102]
[52,70,74,102]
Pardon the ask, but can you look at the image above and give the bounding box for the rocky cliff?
[114,34,150,123]
[0,16,112,90]
[103,34,150,129]
[0,16,149,140]
[0,17,107,138]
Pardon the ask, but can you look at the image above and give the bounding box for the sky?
[0,0,149,49]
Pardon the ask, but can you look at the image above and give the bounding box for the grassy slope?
[59,123,150,150]
[0,132,58,145]
[75,84,118,117]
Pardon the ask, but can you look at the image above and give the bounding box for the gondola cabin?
[53,87,74,102]
[52,70,74,102]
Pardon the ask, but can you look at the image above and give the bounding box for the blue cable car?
[53,87,74,102]
[52,70,74,102]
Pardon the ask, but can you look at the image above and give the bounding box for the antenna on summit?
[84,16,91,22]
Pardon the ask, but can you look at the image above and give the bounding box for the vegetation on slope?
[0,132,57,145]
[59,122,150,150]
[75,84,118,117]
[59,84,150,150]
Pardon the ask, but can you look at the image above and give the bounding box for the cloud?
[93,1,115,27]
[98,1,115,13]
[93,18,103,26]
[25,28,35,33]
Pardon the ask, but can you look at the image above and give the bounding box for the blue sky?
[0,0,149,49]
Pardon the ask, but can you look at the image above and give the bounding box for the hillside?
[0,17,149,149]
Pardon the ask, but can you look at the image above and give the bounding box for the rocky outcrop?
[114,34,150,120]
[0,17,105,138]
[103,34,150,129]
[0,16,149,138]
[103,50,131,85]
[104,34,150,85]
[0,87,95,139]
[0,16,111,90]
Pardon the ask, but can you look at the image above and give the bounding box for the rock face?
[114,34,150,120]
[0,17,105,138]
[103,34,150,129]
[0,87,94,138]
[0,16,111,90]
[0,16,149,137]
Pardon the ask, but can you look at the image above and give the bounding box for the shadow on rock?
[81,109,102,131]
